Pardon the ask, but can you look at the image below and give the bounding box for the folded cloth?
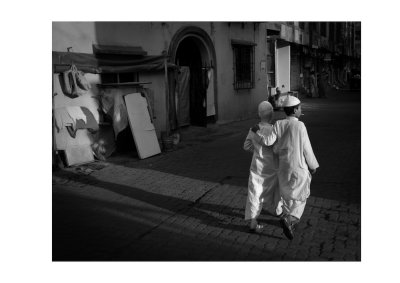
[66,107,99,138]
[80,107,99,132]
[101,89,129,138]
[75,70,91,91]
[54,107,74,132]
[66,106,87,124]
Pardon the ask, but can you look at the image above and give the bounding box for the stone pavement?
[53,89,361,261]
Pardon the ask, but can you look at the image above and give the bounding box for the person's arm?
[251,123,278,146]
[243,130,254,152]
[302,124,319,173]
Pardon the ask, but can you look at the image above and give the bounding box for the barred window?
[232,40,255,90]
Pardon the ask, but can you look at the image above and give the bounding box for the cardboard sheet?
[65,145,94,166]
[124,93,161,159]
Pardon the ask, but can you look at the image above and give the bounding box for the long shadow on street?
[53,170,286,261]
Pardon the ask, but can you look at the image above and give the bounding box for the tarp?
[53,51,177,74]
[176,66,190,127]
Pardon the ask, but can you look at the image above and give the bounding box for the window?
[93,44,143,85]
[232,41,255,89]
[321,22,327,37]
[101,72,139,84]
[299,22,305,29]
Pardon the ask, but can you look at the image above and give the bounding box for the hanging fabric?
[59,65,91,98]
[176,66,190,127]
[53,51,178,74]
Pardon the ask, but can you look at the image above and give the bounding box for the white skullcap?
[258,101,273,116]
[282,96,301,107]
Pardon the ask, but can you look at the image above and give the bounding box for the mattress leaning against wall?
[124,93,161,159]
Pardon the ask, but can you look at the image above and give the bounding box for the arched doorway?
[169,27,217,127]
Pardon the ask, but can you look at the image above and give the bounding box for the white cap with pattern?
[282,96,301,107]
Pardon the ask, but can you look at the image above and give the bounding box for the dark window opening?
[100,72,139,84]
[299,22,305,29]
[119,72,139,83]
[355,30,361,40]
[336,22,342,39]
[321,22,327,37]
[267,29,280,37]
[329,23,335,40]
[232,44,255,89]
[101,73,118,84]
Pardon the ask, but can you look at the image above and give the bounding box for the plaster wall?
[52,22,269,132]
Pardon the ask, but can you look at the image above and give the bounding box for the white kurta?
[256,117,319,219]
[243,122,281,220]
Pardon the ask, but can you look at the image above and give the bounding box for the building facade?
[52,22,270,129]
[265,22,361,97]
[52,22,361,163]
[52,22,272,162]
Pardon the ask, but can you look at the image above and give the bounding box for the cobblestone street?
[53,89,361,261]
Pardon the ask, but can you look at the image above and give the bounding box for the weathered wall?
[52,22,97,53]
[52,22,168,137]
[291,52,301,91]
[52,22,269,131]
[211,22,268,123]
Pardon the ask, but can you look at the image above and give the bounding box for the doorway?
[169,27,217,128]
[175,37,207,127]
[276,40,291,93]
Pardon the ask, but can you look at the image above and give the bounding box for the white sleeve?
[302,125,319,170]
[243,130,254,152]
[256,124,278,146]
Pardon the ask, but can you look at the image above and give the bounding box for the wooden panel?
[124,93,161,159]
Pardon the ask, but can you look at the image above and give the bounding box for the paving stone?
[53,90,361,261]
[344,253,358,261]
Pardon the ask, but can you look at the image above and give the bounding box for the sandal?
[249,224,264,234]
[280,217,294,240]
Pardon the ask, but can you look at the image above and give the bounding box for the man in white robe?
[251,96,319,239]
[244,101,282,233]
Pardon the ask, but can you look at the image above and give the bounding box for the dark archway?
[169,26,218,127]
[175,37,206,126]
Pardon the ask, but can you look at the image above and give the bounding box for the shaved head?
[258,101,273,119]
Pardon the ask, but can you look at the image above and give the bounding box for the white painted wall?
[276,44,291,93]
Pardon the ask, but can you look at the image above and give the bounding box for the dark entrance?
[175,37,208,127]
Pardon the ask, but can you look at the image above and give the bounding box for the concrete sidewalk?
[53,89,361,261]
